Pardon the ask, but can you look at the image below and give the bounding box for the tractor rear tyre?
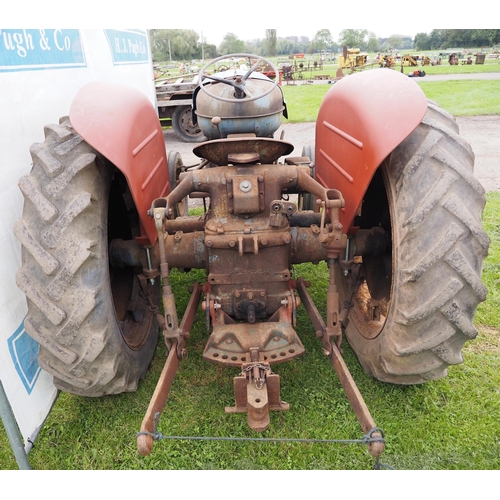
[340,102,489,384]
[15,117,159,396]
[172,105,205,143]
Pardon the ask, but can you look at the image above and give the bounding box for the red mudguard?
[315,69,428,231]
[69,82,170,245]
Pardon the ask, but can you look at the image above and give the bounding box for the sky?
[138,2,485,48]
[5,0,489,43]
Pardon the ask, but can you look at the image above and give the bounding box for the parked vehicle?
[156,74,205,142]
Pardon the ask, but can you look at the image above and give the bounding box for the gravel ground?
[456,115,500,191]
[163,115,500,192]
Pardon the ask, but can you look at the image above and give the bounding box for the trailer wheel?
[340,103,489,384]
[172,105,205,143]
[15,118,159,396]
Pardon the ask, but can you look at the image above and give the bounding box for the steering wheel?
[197,53,280,103]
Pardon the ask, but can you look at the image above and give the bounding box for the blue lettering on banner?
[8,320,42,394]
[0,29,86,72]
[104,29,149,65]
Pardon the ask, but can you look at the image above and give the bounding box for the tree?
[202,43,218,60]
[265,29,277,56]
[338,29,368,49]
[170,30,199,59]
[279,36,312,55]
[366,31,379,52]
[442,29,470,48]
[428,30,444,49]
[447,29,500,48]
[313,29,333,52]
[277,38,296,56]
[414,29,500,51]
[414,32,431,51]
[149,29,200,61]
[149,29,171,61]
[218,33,245,55]
[470,29,500,47]
[386,35,404,50]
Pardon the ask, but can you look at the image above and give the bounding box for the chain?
[137,274,172,350]
[240,364,270,375]
[338,262,363,328]
[137,425,385,446]
[136,424,390,469]
[240,363,270,389]
[138,275,161,316]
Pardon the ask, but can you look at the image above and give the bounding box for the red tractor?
[15,54,489,460]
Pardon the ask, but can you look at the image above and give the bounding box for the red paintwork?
[69,82,170,245]
[315,68,428,231]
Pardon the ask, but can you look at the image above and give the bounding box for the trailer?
[156,74,206,142]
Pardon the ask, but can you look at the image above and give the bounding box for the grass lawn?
[418,80,500,116]
[1,67,499,472]
[2,191,497,471]
[281,77,500,122]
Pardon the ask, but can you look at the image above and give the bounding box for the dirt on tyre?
[15,117,159,397]
[340,102,490,384]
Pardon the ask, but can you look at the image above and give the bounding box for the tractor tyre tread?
[16,117,159,396]
[343,103,489,384]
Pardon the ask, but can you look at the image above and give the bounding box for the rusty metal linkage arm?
[329,341,385,457]
[137,340,180,457]
[296,277,385,458]
[137,282,202,456]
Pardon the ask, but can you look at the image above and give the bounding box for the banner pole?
[0,380,31,470]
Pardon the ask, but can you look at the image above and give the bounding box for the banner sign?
[0,29,86,72]
[7,320,42,395]
[0,29,155,451]
[104,29,149,65]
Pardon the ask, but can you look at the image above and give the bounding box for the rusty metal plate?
[193,137,294,165]
[203,320,305,367]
